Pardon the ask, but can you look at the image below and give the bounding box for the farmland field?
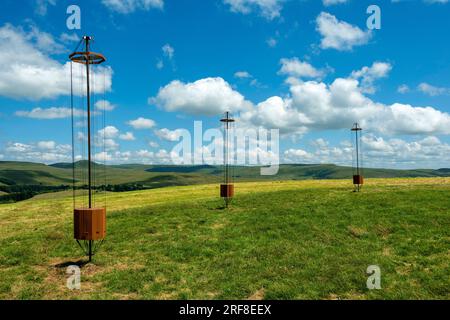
[0,178,449,300]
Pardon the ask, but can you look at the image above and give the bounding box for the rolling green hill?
[1,161,450,190]
[0,178,448,299]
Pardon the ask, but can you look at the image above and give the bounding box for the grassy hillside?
[0,178,448,299]
[1,161,450,188]
[0,161,73,186]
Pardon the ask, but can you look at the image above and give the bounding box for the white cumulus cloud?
[223,0,284,20]
[127,117,156,129]
[351,61,392,94]
[154,128,184,141]
[15,107,84,119]
[102,0,164,13]
[316,12,372,51]
[279,58,325,79]
[0,24,112,101]
[150,77,252,116]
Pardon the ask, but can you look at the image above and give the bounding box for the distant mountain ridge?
[1,161,450,188]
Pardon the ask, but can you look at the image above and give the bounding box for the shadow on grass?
[54,259,90,269]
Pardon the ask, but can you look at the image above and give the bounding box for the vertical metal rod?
[354,123,361,192]
[225,112,229,185]
[85,37,94,262]
[85,37,92,209]
[355,125,360,177]
[223,112,230,208]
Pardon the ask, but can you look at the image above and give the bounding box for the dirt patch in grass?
[248,288,265,300]
[347,226,368,238]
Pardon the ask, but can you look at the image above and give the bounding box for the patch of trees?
[0,185,71,204]
[99,183,148,192]
[0,183,154,204]
[0,191,35,203]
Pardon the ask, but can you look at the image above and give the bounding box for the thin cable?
[103,66,107,209]
[70,61,76,209]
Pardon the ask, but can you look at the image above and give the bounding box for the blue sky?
[0,0,450,169]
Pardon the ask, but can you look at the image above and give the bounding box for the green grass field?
[0,178,449,300]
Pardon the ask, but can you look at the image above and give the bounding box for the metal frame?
[220,111,235,207]
[351,123,363,192]
[70,36,107,262]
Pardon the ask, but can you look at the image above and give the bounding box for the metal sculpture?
[70,36,107,262]
[351,123,364,192]
[220,112,235,207]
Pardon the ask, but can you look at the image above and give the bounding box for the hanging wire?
[232,119,235,184]
[72,36,108,258]
[70,36,84,212]
[360,128,364,177]
[81,61,87,208]
[91,62,96,208]
[103,65,107,210]
[70,61,76,209]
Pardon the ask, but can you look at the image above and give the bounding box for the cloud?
[95,126,121,151]
[150,77,252,116]
[234,71,252,79]
[27,25,66,54]
[103,139,120,151]
[241,96,310,135]
[0,24,112,100]
[361,134,450,168]
[154,128,183,141]
[2,136,175,165]
[162,44,174,59]
[279,58,325,79]
[94,151,113,162]
[134,149,177,164]
[283,135,450,169]
[150,61,450,138]
[397,84,410,94]
[323,0,348,5]
[242,68,450,136]
[234,71,265,88]
[98,126,119,139]
[37,140,56,150]
[156,59,164,70]
[418,82,449,96]
[316,12,372,51]
[35,0,56,16]
[283,148,314,162]
[350,61,392,94]
[119,132,136,141]
[393,0,448,3]
[156,44,175,70]
[95,100,116,111]
[283,141,351,166]
[266,37,277,47]
[15,107,83,119]
[94,149,175,164]
[101,0,164,13]
[4,141,72,163]
[223,0,284,20]
[148,141,159,148]
[60,32,80,43]
[423,0,448,3]
[127,117,156,129]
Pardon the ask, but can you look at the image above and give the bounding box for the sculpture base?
[74,208,106,241]
[353,175,364,185]
[220,184,235,198]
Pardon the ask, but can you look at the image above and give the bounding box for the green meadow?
[0,178,449,300]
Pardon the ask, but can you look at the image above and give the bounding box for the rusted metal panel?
[74,208,106,241]
[220,184,235,198]
[353,175,364,185]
